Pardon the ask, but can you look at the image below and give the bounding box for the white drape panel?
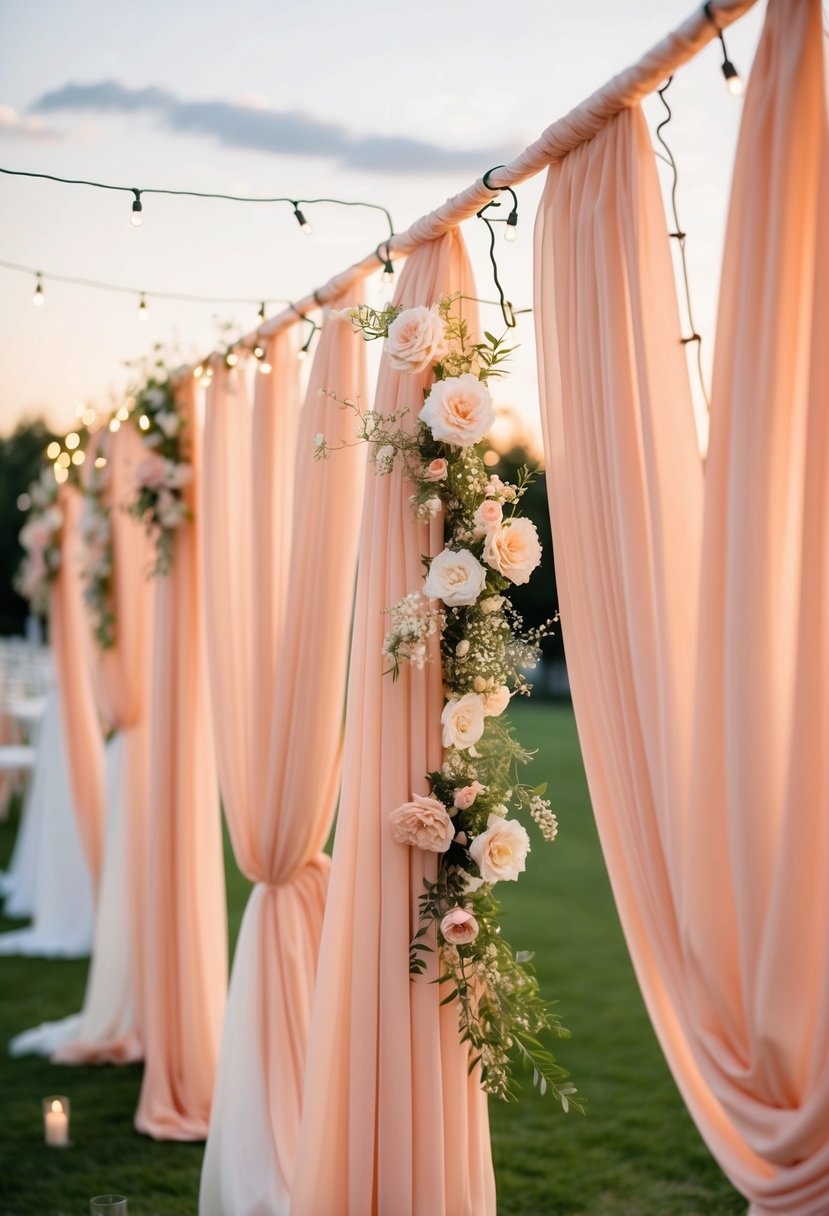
[534,1,829,1212]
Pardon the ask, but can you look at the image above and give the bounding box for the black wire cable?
[0,257,288,308]
[654,76,711,412]
[0,165,395,240]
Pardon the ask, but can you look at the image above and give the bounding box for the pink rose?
[483,517,542,585]
[483,685,511,717]
[419,374,495,448]
[453,781,486,810]
[473,499,503,536]
[136,452,169,491]
[386,305,447,374]
[440,907,479,946]
[164,461,193,490]
[389,793,454,853]
[424,458,448,482]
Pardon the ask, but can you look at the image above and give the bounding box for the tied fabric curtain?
[54,421,155,1063]
[292,231,496,1216]
[534,1,829,1212]
[199,310,366,1215]
[135,378,227,1140]
[50,482,105,887]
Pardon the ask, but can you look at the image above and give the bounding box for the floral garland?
[128,373,192,575]
[319,296,580,1110]
[15,468,64,613]
[80,450,116,649]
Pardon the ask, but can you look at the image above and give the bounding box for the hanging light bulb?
[33,273,45,306]
[254,345,272,374]
[71,449,85,466]
[258,301,266,322]
[94,455,107,469]
[137,292,149,322]
[293,204,312,234]
[194,364,204,380]
[82,407,97,426]
[109,417,121,433]
[297,346,309,362]
[131,189,144,227]
[722,59,745,96]
[504,205,519,242]
[138,414,151,431]
[54,465,69,484]
[65,432,80,450]
[225,350,239,368]
[46,441,61,459]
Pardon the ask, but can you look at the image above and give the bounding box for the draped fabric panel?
[534,1,829,1211]
[134,379,227,1140]
[199,311,367,1214]
[49,423,154,1064]
[292,231,495,1216]
[50,483,105,885]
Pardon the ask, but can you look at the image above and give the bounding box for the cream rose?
[389,793,454,853]
[453,780,486,810]
[440,907,479,946]
[483,685,511,717]
[423,547,486,607]
[473,499,503,536]
[419,374,495,448]
[423,457,448,482]
[483,517,542,585]
[441,693,486,751]
[386,305,447,374]
[469,814,531,883]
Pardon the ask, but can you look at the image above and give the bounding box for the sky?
[0,0,767,445]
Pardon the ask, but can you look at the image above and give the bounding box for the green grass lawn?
[0,703,743,1215]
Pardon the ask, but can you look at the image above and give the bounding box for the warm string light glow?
[32,272,44,306]
[703,2,745,96]
[292,204,313,235]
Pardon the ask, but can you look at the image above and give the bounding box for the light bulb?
[258,301,266,322]
[94,456,107,469]
[253,345,265,359]
[46,441,61,460]
[504,207,519,242]
[131,190,143,226]
[54,466,69,484]
[71,449,85,466]
[116,406,129,421]
[139,414,150,430]
[225,351,239,368]
[33,275,45,306]
[65,432,80,450]
[82,407,97,426]
[297,347,309,362]
[293,205,312,234]
[109,418,121,433]
[56,451,71,469]
[137,293,149,322]
[723,62,745,96]
[259,360,272,375]
[194,364,204,380]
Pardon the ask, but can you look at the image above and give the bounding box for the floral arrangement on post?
[79,448,116,649]
[15,468,64,613]
[128,363,192,576]
[318,296,580,1110]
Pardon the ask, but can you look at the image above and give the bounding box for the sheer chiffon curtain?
[13,424,154,1061]
[134,378,226,1140]
[199,310,366,1215]
[292,231,495,1216]
[534,1,829,1211]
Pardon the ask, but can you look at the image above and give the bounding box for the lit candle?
[43,1096,70,1147]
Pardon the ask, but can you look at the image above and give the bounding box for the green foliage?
[0,418,59,635]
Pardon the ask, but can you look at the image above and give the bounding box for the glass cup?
[90,1198,128,1214]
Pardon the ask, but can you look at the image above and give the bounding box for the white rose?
[423,547,486,607]
[483,517,542,585]
[386,305,447,374]
[441,693,486,751]
[155,410,180,439]
[455,639,470,658]
[419,374,495,448]
[389,793,454,853]
[469,814,531,883]
[479,595,505,615]
[483,685,511,717]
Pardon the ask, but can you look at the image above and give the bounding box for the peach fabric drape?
[199,313,366,1214]
[55,422,154,1064]
[292,231,495,1216]
[50,483,105,886]
[534,1,829,1212]
[134,379,226,1141]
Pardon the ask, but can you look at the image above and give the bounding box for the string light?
[116,405,130,421]
[71,449,85,466]
[703,3,745,96]
[46,441,61,459]
[82,407,97,426]
[504,202,519,242]
[137,292,149,321]
[54,465,69,484]
[193,363,204,379]
[258,301,266,322]
[109,417,121,432]
[293,310,318,360]
[253,344,272,374]
[292,204,313,235]
[65,431,80,450]
[0,166,394,240]
[139,413,150,430]
[376,242,394,285]
[225,349,239,368]
[32,272,44,306]
[94,455,107,469]
[56,451,71,468]
[131,188,143,227]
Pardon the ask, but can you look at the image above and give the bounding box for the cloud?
[0,104,60,141]
[29,80,509,175]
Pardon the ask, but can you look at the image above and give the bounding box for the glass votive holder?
[90,1198,128,1214]
[42,1095,70,1147]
